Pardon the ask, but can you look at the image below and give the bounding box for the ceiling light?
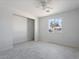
[37,0,53,12]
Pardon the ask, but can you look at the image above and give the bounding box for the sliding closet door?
[27,18,34,41]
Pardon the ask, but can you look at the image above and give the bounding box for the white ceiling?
[1,0,79,18]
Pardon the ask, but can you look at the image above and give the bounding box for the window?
[48,18,62,32]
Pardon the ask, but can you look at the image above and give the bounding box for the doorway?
[27,18,35,41]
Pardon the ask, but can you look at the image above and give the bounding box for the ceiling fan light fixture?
[45,8,50,12]
[39,0,53,12]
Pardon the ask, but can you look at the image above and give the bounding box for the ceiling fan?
[37,0,53,12]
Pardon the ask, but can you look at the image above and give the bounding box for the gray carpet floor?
[0,41,79,59]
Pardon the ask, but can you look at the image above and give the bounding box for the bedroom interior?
[0,0,79,59]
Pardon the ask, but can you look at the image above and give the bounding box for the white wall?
[0,7,13,51]
[39,8,79,47]
[12,15,39,43]
[12,15,28,44]
[35,19,39,41]
[12,9,39,42]
[0,5,39,51]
